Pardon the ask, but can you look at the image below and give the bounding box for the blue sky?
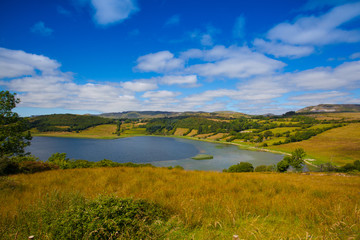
[0,0,360,116]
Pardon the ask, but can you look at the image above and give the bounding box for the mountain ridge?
[297,104,360,113]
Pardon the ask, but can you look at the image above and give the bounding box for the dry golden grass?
[207,133,226,140]
[174,128,189,136]
[195,133,213,138]
[187,129,198,137]
[270,123,360,165]
[312,112,360,121]
[1,168,359,239]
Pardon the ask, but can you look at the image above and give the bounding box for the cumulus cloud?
[121,80,158,92]
[30,21,54,36]
[291,60,360,90]
[71,0,138,25]
[0,47,61,78]
[91,0,138,25]
[142,90,180,99]
[135,51,184,73]
[267,2,360,46]
[159,75,198,86]
[288,91,359,107]
[0,47,144,112]
[253,38,314,58]
[185,45,285,79]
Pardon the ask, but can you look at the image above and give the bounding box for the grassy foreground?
[1,167,360,239]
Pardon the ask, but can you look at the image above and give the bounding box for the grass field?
[270,123,360,165]
[312,112,360,121]
[32,124,119,139]
[174,128,189,136]
[32,124,147,139]
[1,167,359,239]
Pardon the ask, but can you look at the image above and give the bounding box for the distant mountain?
[297,104,360,113]
[100,111,182,119]
[100,111,248,119]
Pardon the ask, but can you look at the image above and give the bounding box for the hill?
[100,111,248,119]
[297,104,360,113]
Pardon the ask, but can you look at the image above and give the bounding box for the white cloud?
[91,0,138,25]
[30,21,54,36]
[0,47,61,78]
[290,91,348,101]
[72,0,138,25]
[253,38,314,58]
[164,14,180,26]
[121,80,158,92]
[235,77,288,101]
[186,45,285,79]
[288,91,359,107]
[142,90,180,99]
[233,15,245,39]
[291,60,360,90]
[268,2,360,46]
[159,75,198,86]
[135,51,184,73]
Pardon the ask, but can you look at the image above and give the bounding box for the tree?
[277,159,290,172]
[263,130,273,139]
[277,148,306,172]
[288,148,306,171]
[226,162,254,172]
[0,91,32,157]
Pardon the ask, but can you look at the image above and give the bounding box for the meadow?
[270,123,360,165]
[1,167,359,239]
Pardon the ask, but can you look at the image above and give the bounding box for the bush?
[51,196,169,239]
[0,157,20,176]
[227,162,254,172]
[18,161,56,174]
[319,162,337,172]
[277,159,290,172]
[254,165,275,172]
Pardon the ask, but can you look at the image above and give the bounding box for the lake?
[27,136,284,171]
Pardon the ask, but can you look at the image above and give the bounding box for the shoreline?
[33,132,320,168]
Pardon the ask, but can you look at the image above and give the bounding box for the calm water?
[27,136,283,171]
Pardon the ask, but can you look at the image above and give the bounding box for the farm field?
[270,123,360,165]
[1,167,359,239]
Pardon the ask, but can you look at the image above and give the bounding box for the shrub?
[254,165,275,172]
[18,161,56,174]
[354,160,360,171]
[0,157,20,176]
[227,162,254,172]
[319,162,337,172]
[277,159,290,172]
[51,196,169,239]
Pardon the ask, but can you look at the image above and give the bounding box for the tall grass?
[1,168,359,239]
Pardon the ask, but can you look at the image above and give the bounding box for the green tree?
[0,91,32,157]
[227,162,254,172]
[47,152,70,169]
[277,159,290,172]
[288,148,306,171]
[263,130,273,139]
